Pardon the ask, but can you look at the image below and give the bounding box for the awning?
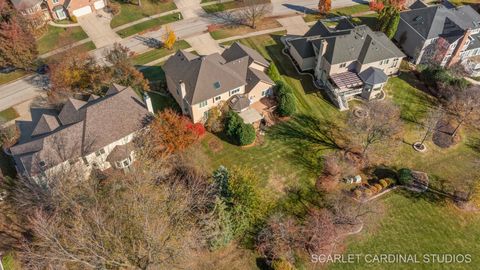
[330,71,363,89]
[238,108,263,124]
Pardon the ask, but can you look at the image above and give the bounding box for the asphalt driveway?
[77,10,122,49]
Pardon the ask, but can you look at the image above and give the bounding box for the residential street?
[2,0,365,116]
[0,74,47,112]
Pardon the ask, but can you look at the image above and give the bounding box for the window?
[82,157,89,166]
[199,100,208,108]
[339,63,346,68]
[53,0,59,3]
[123,160,130,167]
[213,81,221,90]
[261,90,267,97]
[230,88,240,96]
[95,148,105,156]
[39,161,46,168]
[214,95,221,102]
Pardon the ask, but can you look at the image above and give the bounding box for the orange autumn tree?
[162,26,176,50]
[318,0,332,15]
[147,109,199,157]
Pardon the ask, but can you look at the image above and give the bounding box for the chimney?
[447,29,471,67]
[143,92,154,114]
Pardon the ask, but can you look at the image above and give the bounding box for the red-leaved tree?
[318,0,332,14]
[0,0,38,69]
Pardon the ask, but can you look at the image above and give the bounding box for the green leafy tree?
[378,6,400,39]
[225,111,242,138]
[397,168,413,185]
[237,123,256,146]
[275,80,296,117]
[0,0,38,69]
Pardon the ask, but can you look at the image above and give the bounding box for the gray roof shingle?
[359,67,388,85]
[10,85,149,176]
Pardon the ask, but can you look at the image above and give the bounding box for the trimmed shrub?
[369,186,378,194]
[237,123,256,146]
[379,179,388,188]
[374,183,383,191]
[225,111,256,146]
[275,80,296,117]
[364,189,372,197]
[397,168,413,185]
[70,15,78,23]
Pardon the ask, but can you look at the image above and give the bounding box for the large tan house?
[286,19,405,110]
[9,84,152,180]
[163,42,275,123]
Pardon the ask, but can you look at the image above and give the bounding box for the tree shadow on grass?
[466,135,480,154]
[395,187,449,205]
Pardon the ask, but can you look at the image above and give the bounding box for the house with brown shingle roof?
[9,84,152,180]
[163,42,275,123]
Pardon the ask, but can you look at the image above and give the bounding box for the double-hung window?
[199,100,208,108]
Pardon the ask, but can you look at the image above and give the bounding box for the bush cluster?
[275,80,296,117]
[397,168,413,185]
[353,177,396,199]
[225,111,256,146]
[419,65,469,91]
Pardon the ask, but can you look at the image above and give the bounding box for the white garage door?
[72,6,92,17]
[94,0,105,10]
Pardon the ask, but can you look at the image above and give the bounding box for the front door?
[55,7,67,20]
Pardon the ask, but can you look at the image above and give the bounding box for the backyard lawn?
[116,12,182,38]
[131,40,190,66]
[0,70,28,85]
[330,190,480,270]
[110,0,177,28]
[36,25,88,54]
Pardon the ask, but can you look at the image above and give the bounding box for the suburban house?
[9,84,153,180]
[285,19,405,110]
[10,0,50,27]
[10,0,106,22]
[394,0,480,75]
[44,0,106,20]
[163,42,275,123]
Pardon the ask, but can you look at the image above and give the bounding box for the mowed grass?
[116,12,182,38]
[132,40,190,65]
[203,0,269,13]
[110,0,177,28]
[36,25,88,54]
[330,190,480,270]
[0,107,19,122]
[209,17,282,40]
[0,70,28,85]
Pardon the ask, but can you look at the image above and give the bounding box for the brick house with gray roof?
[9,84,152,180]
[286,19,405,110]
[394,0,480,75]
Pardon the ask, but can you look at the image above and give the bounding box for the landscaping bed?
[110,0,177,28]
[36,25,88,54]
[303,3,371,22]
[116,12,182,38]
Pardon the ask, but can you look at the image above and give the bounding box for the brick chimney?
[447,29,472,67]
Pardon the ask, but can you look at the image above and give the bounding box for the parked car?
[37,64,49,75]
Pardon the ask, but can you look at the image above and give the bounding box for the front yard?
[209,18,282,40]
[110,0,177,28]
[132,40,190,66]
[303,3,372,23]
[116,12,182,38]
[0,70,28,85]
[36,25,89,54]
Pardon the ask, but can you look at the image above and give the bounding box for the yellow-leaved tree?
[163,26,176,50]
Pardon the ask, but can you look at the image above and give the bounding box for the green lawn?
[110,0,177,28]
[203,0,269,13]
[330,190,480,270]
[36,25,88,54]
[209,18,282,40]
[0,70,28,85]
[116,12,182,38]
[0,107,19,122]
[2,252,19,270]
[304,3,371,22]
[132,40,190,66]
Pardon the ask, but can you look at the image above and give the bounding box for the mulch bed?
[432,118,460,148]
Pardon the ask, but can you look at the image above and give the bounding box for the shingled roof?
[400,2,480,40]
[10,85,149,176]
[163,42,273,105]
